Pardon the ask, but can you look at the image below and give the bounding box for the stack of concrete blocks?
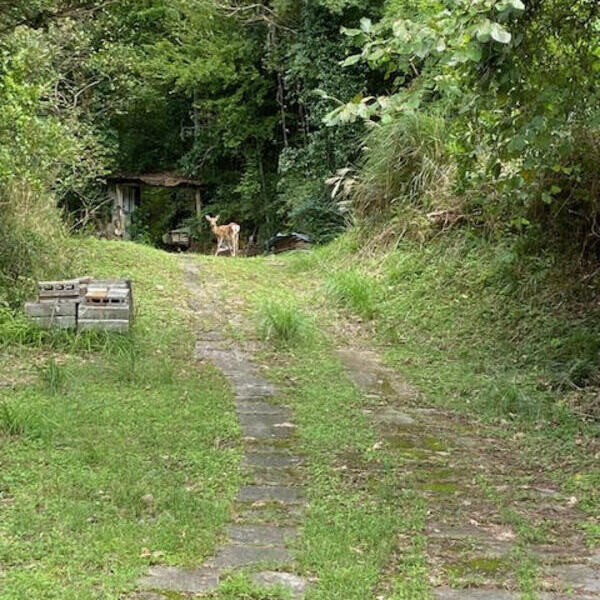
[25,279,82,330]
[78,280,132,332]
[25,278,133,332]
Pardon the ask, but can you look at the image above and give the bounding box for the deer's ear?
[215,215,220,222]
[205,215,211,221]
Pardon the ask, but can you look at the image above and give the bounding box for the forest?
[1,2,600,598]
[2,0,599,280]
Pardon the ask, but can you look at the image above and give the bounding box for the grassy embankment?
[1,231,598,600]
[0,239,242,600]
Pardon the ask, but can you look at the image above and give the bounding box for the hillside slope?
[1,236,598,599]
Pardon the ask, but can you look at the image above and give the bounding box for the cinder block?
[87,279,131,288]
[38,280,80,298]
[39,298,83,305]
[78,319,130,333]
[78,305,131,321]
[31,316,76,330]
[25,302,77,318]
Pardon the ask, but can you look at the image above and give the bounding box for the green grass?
[256,296,315,347]
[326,269,380,320]
[300,230,600,541]
[3,231,600,599]
[38,357,66,395]
[210,573,292,599]
[0,400,51,440]
[308,231,600,431]
[199,257,429,600]
[0,239,242,600]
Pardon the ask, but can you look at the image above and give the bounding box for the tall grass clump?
[256,296,315,347]
[39,358,66,395]
[0,401,49,440]
[353,112,454,223]
[113,334,139,382]
[326,269,381,320]
[0,184,74,308]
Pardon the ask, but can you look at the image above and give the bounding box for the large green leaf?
[368,48,386,62]
[496,0,525,15]
[491,22,512,44]
[360,18,373,33]
[341,54,362,67]
[340,27,363,37]
[392,20,410,42]
[475,20,493,43]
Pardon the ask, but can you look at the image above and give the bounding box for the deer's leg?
[215,237,222,256]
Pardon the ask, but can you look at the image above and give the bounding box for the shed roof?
[107,171,203,188]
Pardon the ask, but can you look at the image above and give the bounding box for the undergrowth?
[0,184,75,308]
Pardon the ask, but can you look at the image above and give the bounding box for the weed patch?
[210,573,291,599]
[0,401,50,440]
[326,269,380,320]
[256,296,315,347]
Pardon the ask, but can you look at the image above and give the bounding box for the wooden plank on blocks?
[31,316,76,330]
[78,320,130,333]
[78,306,131,321]
[25,302,77,318]
[86,286,130,305]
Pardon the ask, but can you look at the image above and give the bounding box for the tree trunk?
[277,70,288,148]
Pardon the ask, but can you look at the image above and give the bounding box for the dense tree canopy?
[0,0,598,258]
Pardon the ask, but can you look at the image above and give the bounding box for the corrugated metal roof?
[107,172,203,188]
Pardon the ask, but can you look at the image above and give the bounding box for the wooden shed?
[107,172,204,240]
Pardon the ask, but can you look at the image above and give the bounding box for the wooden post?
[116,184,127,239]
[195,188,202,218]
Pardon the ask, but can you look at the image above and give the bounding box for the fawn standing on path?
[205,215,240,257]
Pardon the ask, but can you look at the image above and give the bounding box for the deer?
[205,215,240,257]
